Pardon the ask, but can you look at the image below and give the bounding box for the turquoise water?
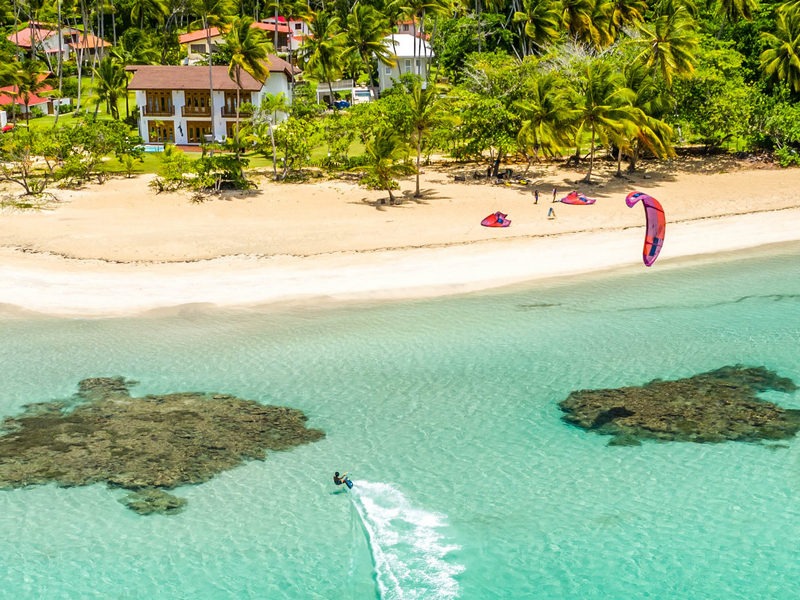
[1,243,799,599]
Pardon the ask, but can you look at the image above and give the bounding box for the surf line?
[348,481,464,599]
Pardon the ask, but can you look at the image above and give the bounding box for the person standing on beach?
[548,207,556,219]
[552,188,557,202]
[534,189,539,204]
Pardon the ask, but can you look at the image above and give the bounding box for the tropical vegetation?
[2,0,800,197]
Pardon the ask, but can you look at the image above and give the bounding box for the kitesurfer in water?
[333,471,350,486]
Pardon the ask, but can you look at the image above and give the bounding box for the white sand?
[1,158,798,316]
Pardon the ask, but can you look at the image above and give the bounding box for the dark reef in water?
[0,377,325,514]
[559,366,800,446]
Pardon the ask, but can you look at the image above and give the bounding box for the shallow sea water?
[1,243,799,599]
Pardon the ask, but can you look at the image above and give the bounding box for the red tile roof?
[126,58,295,91]
[7,26,57,48]
[0,83,53,107]
[178,27,221,45]
[67,33,111,49]
[178,22,290,45]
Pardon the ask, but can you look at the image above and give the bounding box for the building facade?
[377,33,434,94]
[127,59,294,145]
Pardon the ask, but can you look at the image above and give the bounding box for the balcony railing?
[221,106,252,118]
[142,106,175,116]
[182,105,211,117]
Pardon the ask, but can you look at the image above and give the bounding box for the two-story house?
[377,33,434,94]
[179,22,292,64]
[8,21,110,63]
[127,58,294,146]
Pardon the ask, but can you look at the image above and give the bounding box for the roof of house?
[178,27,221,44]
[8,26,57,48]
[127,58,295,90]
[251,22,291,34]
[67,33,111,49]
[179,22,290,45]
[0,82,53,107]
[385,33,433,58]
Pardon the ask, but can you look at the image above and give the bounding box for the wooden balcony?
[182,106,211,117]
[221,106,252,118]
[142,106,175,116]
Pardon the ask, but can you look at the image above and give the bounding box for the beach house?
[7,21,110,63]
[179,22,293,64]
[377,33,434,94]
[127,58,295,146]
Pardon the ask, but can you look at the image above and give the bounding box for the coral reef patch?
[559,366,800,445]
[0,377,325,514]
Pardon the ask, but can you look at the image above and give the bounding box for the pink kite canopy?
[626,191,665,266]
[481,211,511,227]
[559,191,596,205]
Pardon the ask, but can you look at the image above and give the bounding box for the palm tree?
[572,59,638,182]
[561,0,603,47]
[131,0,168,28]
[616,58,674,174]
[514,0,562,54]
[225,16,273,156]
[93,55,127,119]
[14,60,50,125]
[761,4,800,92]
[632,2,698,87]
[190,0,236,141]
[716,0,756,23]
[251,92,290,178]
[407,80,445,197]
[363,127,412,205]
[345,5,394,89]
[298,10,347,107]
[608,0,648,34]
[515,71,579,166]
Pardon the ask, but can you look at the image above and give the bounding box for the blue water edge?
[0,242,799,599]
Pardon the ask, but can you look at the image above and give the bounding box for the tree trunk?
[414,133,421,197]
[206,18,217,141]
[269,122,277,178]
[583,123,595,183]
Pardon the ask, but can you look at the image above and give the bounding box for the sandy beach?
[1,157,798,316]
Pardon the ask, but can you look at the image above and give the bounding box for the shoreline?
[1,209,798,318]
[1,160,799,317]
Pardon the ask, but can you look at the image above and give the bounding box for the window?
[294,23,302,30]
[148,121,174,143]
[190,43,205,54]
[402,24,409,32]
[222,91,253,116]
[385,66,391,75]
[144,90,173,116]
[404,59,412,71]
[186,121,212,143]
[183,90,211,116]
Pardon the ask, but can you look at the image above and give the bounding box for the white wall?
[136,73,293,143]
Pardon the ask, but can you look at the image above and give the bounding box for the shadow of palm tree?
[401,188,442,204]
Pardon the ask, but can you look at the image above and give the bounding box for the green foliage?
[0,128,55,195]
[193,154,253,191]
[359,127,413,204]
[672,38,757,149]
[290,83,325,120]
[321,111,356,168]
[55,120,143,186]
[273,117,319,179]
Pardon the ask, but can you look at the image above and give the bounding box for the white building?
[127,59,294,145]
[377,33,434,95]
[7,21,110,63]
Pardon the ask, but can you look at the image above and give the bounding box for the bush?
[773,146,800,168]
